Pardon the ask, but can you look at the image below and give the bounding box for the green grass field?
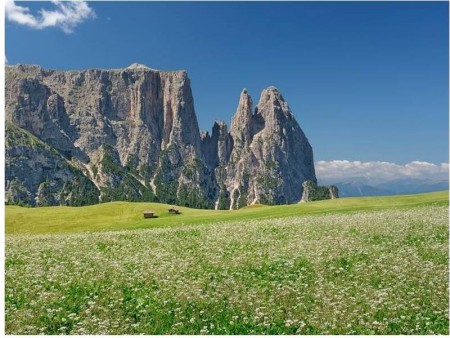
[5,191,449,334]
[6,190,448,235]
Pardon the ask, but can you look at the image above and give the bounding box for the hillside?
[6,191,448,235]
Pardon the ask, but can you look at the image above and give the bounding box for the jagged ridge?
[5,64,316,208]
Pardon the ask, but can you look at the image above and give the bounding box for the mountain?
[326,181,394,197]
[319,177,448,197]
[5,64,316,208]
[202,88,316,209]
[375,178,449,195]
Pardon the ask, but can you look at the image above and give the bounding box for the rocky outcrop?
[300,180,339,203]
[329,185,339,199]
[5,121,99,206]
[6,64,317,208]
[201,121,233,169]
[207,87,317,208]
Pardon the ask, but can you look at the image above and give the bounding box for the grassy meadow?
[6,190,448,235]
[5,191,449,334]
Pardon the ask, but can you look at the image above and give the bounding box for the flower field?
[5,204,449,334]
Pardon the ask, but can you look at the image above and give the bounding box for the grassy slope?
[6,203,449,334]
[5,191,448,235]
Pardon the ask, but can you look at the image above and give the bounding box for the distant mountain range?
[319,177,449,197]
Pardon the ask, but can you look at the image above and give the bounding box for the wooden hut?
[168,208,181,214]
[143,210,155,218]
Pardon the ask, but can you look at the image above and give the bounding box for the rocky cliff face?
[5,121,99,206]
[5,64,316,208]
[204,87,317,208]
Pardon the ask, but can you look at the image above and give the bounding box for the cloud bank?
[316,160,449,184]
[6,0,95,34]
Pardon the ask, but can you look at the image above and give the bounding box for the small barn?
[168,208,181,214]
[143,210,155,218]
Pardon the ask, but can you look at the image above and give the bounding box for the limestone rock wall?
[6,64,317,208]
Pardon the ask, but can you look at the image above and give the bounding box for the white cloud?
[316,160,449,184]
[6,0,95,34]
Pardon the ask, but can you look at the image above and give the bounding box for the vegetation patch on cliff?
[301,180,339,202]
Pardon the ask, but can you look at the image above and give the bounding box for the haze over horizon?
[5,1,449,182]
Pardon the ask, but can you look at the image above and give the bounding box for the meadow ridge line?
[5,191,448,235]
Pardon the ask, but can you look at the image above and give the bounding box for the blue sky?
[6,1,449,166]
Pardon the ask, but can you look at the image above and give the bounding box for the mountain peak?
[230,88,254,140]
[260,86,284,102]
[265,85,279,92]
[126,63,156,70]
[234,88,253,119]
[257,86,291,119]
[243,87,253,101]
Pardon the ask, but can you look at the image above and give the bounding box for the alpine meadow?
[4,0,449,335]
[5,192,449,334]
